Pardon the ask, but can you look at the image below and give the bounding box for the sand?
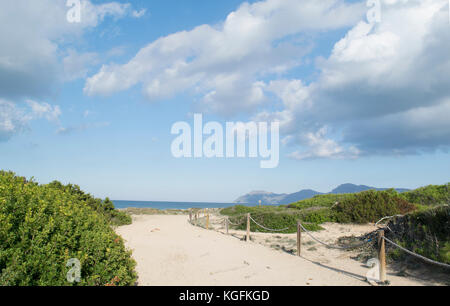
[116,214,440,286]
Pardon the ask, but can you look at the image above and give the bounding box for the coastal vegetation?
[221,184,449,233]
[0,171,136,286]
[46,180,132,226]
[386,205,450,265]
[222,189,420,232]
[221,183,449,270]
[401,183,450,207]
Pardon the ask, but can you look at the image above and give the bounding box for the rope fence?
[298,223,374,250]
[382,236,450,269]
[188,209,450,284]
[249,215,289,232]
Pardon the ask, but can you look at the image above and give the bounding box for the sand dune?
[116,214,435,286]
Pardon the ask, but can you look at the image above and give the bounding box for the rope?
[375,215,403,227]
[299,223,374,250]
[249,215,289,232]
[228,218,245,226]
[375,215,404,233]
[382,237,450,269]
[191,212,450,271]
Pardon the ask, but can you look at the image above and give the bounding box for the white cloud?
[0,100,30,141]
[288,127,360,160]
[0,0,141,142]
[253,0,450,158]
[26,100,62,122]
[57,121,110,135]
[63,49,100,81]
[80,1,133,27]
[0,0,139,100]
[84,0,365,115]
[0,99,61,141]
[82,0,450,158]
[267,80,311,111]
[132,9,147,19]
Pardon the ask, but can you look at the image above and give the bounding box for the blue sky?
[1,0,449,202]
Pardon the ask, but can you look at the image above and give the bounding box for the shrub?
[220,205,290,216]
[299,208,336,224]
[401,183,450,207]
[288,194,355,210]
[332,190,417,224]
[47,181,131,226]
[386,205,450,265]
[0,171,136,286]
[221,205,331,232]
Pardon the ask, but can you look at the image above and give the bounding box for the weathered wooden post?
[206,211,210,230]
[297,221,302,257]
[378,230,387,283]
[189,211,192,222]
[225,218,229,235]
[246,213,250,242]
[195,212,198,226]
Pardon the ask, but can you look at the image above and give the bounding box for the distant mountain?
[330,184,410,194]
[234,191,287,205]
[281,189,323,204]
[234,184,410,205]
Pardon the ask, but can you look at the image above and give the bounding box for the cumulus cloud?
[84,0,365,115]
[41,0,450,159]
[63,49,100,81]
[0,101,30,141]
[288,127,360,160]
[0,99,61,141]
[0,0,139,100]
[26,100,62,122]
[0,0,141,142]
[254,0,450,158]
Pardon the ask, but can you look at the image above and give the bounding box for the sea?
[113,200,252,210]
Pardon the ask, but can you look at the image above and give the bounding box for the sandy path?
[116,215,431,286]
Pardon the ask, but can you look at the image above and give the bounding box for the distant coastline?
[113,200,253,210]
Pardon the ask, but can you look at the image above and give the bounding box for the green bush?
[220,205,331,232]
[386,205,450,264]
[220,205,295,216]
[288,194,355,210]
[299,208,336,224]
[332,190,417,224]
[47,181,131,226]
[0,171,136,286]
[401,183,450,207]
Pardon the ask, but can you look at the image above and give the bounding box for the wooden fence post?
[378,230,387,283]
[195,212,198,226]
[246,213,250,242]
[206,211,210,230]
[189,211,192,222]
[226,218,229,235]
[297,221,302,257]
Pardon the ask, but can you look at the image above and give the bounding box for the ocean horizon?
[113,200,253,210]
